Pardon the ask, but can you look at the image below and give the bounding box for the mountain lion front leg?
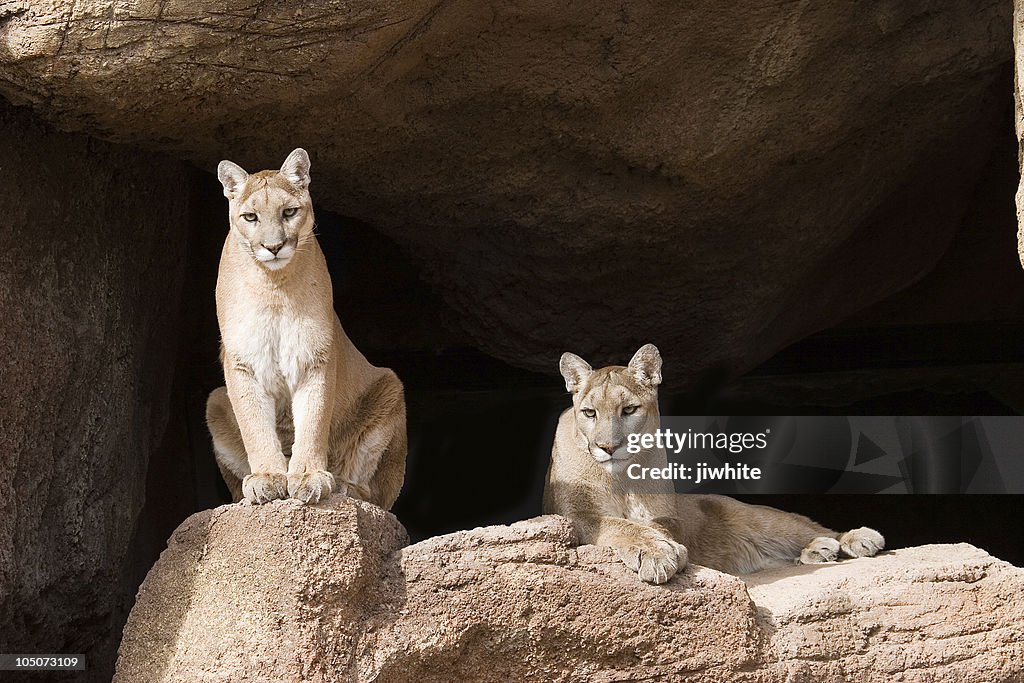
[575,514,687,585]
[287,360,337,504]
[223,359,289,504]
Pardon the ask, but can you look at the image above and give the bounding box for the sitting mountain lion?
[543,344,884,582]
[206,148,406,509]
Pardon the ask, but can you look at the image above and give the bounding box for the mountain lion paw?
[838,527,885,558]
[617,535,686,585]
[800,536,840,564]
[242,472,288,504]
[288,469,335,504]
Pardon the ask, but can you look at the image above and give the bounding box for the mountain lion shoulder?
[205,148,406,509]
[542,344,883,583]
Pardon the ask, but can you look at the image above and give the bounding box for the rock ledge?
[115,497,1024,682]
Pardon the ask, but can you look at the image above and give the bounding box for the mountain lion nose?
[263,241,285,255]
[597,442,618,454]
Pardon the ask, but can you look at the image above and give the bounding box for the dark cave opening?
[145,134,1024,575]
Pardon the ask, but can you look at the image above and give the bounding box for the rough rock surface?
[0,1,1012,379]
[746,544,1024,682]
[115,497,1024,683]
[0,100,190,681]
[115,498,410,683]
[1016,0,1024,268]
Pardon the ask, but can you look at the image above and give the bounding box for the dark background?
[163,152,1024,569]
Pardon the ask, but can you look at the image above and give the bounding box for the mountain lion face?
[559,344,663,472]
[217,148,314,272]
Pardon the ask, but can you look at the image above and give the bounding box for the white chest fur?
[223,299,331,402]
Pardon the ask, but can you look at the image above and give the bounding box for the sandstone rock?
[115,496,1024,682]
[114,498,409,683]
[0,2,1012,380]
[368,516,770,682]
[746,544,1024,682]
[0,99,190,681]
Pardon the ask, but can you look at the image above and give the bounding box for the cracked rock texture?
[0,99,190,681]
[115,497,1024,683]
[0,1,1013,379]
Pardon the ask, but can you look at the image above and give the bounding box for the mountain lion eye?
[242,213,258,222]
[582,408,596,419]
[623,405,639,415]
[282,207,299,218]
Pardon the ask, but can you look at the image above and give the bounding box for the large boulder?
[0,100,190,681]
[0,1,1012,380]
[746,544,1024,681]
[115,496,1024,682]
[114,498,410,681]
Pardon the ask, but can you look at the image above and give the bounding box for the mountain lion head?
[217,148,314,272]
[559,344,663,472]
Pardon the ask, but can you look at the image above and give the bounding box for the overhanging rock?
[0,2,1013,379]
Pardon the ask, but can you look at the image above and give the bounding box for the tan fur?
[543,344,884,583]
[205,148,406,509]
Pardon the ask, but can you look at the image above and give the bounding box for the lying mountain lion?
[206,148,406,509]
[543,344,883,582]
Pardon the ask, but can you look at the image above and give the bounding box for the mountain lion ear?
[217,160,249,199]
[628,344,662,387]
[559,352,593,394]
[280,148,311,191]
